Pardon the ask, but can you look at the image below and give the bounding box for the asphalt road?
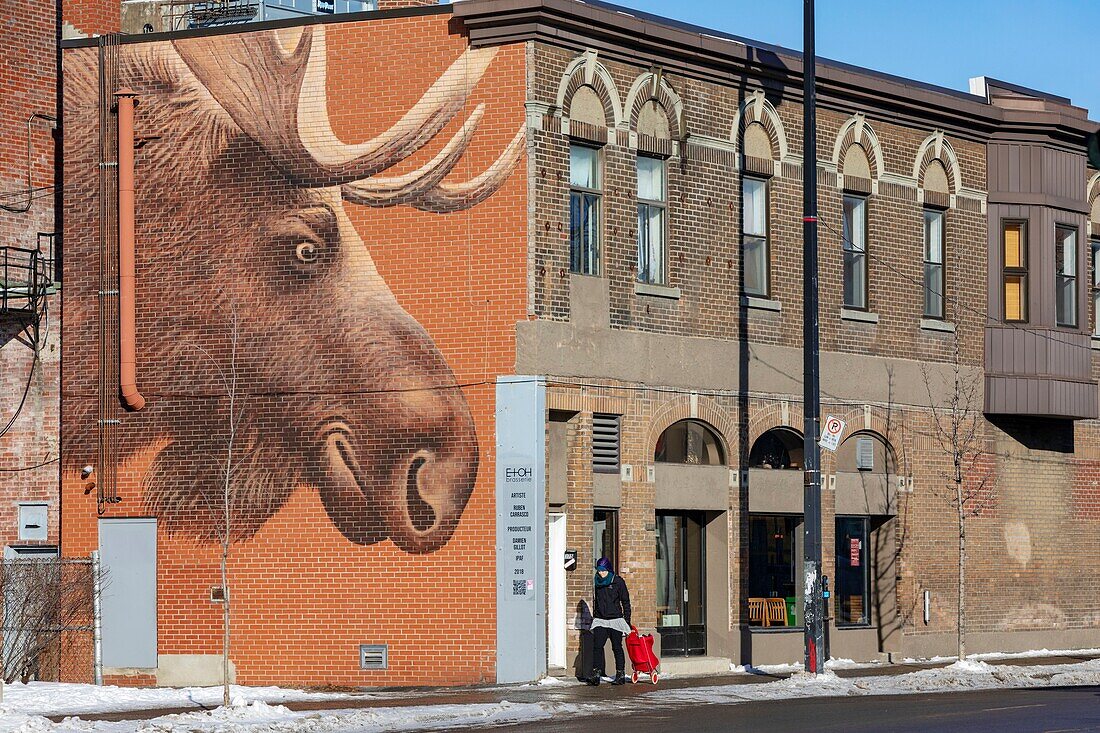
[486,685,1100,733]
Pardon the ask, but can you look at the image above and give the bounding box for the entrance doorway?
[655,511,706,656]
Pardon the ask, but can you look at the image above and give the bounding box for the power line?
[0,456,57,473]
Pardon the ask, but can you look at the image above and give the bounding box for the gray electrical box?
[18,504,48,541]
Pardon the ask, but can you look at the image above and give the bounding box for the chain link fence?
[2,557,97,683]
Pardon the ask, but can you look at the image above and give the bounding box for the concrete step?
[658,655,732,677]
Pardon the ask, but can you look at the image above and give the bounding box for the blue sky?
[608,0,1098,120]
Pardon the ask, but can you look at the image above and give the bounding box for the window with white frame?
[743,177,769,296]
[1056,225,1078,328]
[569,145,601,276]
[843,195,868,310]
[637,155,666,285]
[923,209,945,318]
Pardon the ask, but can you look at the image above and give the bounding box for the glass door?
[656,512,706,656]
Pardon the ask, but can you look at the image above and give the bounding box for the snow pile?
[0,683,365,717]
[26,700,582,733]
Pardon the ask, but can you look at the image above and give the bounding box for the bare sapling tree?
[185,296,243,707]
[0,557,98,684]
[920,326,993,661]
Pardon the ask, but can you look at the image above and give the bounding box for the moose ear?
[143,439,298,543]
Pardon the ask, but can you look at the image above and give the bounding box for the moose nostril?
[406,455,437,533]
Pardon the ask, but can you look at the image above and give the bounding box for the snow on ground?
[0,700,587,733]
[0,683,368,717]
[900,647,1100,665]
[5,654,1100,733]
[652,657,1100,707]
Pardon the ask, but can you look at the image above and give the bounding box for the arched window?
[749,428,804,470]
[654,420,725,465]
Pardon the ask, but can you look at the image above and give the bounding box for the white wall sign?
[819,414,847,452]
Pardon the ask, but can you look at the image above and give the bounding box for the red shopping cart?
[626,625,660,684]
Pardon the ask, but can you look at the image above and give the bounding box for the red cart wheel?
[651,671,659,685]
[631,671,639,684]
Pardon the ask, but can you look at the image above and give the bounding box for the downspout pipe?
[115,89,145,411]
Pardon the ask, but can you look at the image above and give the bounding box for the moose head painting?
[65,25,523,554]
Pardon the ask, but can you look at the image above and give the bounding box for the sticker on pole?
[819,415,846,451]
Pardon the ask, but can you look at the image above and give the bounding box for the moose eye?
[269,205,339,274]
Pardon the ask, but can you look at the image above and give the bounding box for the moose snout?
[315,411,478,554]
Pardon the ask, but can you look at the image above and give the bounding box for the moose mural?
[65,25,523,554]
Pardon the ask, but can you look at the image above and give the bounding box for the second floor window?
[1092,239,1100,336]
[1056,225,1078,328]
[742,177,769,296]
[843,195,868,310]
[923,209,945,319]
[637,156,666,285]
[1003,221,1028,323]
[569,145,601,275]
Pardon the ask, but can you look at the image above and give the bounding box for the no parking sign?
[819,415,846,451]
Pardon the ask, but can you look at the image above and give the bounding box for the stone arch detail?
[747,401,804,448]
[1089,172,1100,226]
[647,397,736,467]
[730,90,789,161]
[623,71,684,139]
[913,131,963,195]
[831,114,885,181]
[556,50,623,128]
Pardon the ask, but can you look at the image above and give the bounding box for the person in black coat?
[587,556,632,686]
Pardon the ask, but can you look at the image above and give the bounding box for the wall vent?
[592,414,621,473]
[856,437,874,471]
[360,644,388,670]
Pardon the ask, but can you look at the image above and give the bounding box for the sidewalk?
[42,651,1100,724]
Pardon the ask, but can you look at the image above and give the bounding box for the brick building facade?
[56,0,1100,686]
[0,0,61,572]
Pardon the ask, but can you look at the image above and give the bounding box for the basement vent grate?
[360,644,388,670]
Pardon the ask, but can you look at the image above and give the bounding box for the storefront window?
[835,516,870,626]
[748,515,800,626]
[593,509,618,570]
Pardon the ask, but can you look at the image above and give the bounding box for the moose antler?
[342,110,525,212]
[404,126,526,213]
[173,26,497,187]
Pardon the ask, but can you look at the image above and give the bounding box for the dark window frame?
[593,508,619,572]
[742,175,771,298]
[922,207,947,320]
[834,515,871,628]
[842,194,870,311]
[1002,219,1029,324]
[1055,224,1079,329]
[569,143,603,276]
[636,154,668,286]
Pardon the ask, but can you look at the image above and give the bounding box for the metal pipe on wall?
[115,89,145,412]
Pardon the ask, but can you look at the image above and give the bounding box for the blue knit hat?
[595,557,613,572]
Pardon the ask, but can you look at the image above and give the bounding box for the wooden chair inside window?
[764,598,787,627]
[748,598,765,625]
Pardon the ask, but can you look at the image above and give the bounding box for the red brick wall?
[64,0,120,37]
[0,0,59,553]
[62,13,527,686]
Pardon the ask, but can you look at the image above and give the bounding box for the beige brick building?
[450,0,1100,671]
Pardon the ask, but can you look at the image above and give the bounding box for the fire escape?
[0,232,55,348]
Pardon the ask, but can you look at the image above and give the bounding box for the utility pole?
[801,0,825,675]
